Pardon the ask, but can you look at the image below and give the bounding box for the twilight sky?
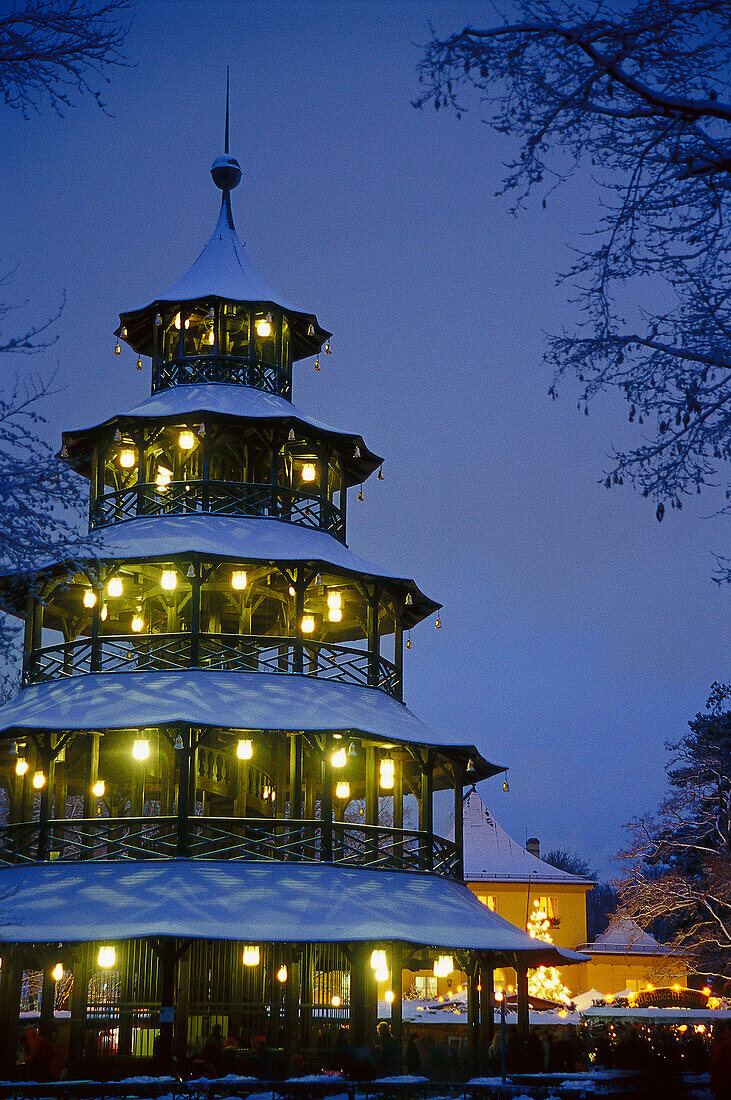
[3,0,727,875]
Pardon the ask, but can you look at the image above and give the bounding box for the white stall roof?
[0,859,588,961]
[446,791,594,885]
[582,919,673,955]
[0,671,500,771]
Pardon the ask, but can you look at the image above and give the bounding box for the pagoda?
[0,125,585,1078]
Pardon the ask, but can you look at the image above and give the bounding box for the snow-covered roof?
[582,918,672,955]
[446,791,594,885]
[0,514,439,626]
[0,671,501,774]
[117,190,329,361]
[0,859,587,962]
[62,384,382,484]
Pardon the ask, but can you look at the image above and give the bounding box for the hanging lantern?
[155,465,172,492]
[173,734,184,751]
[132,739,150,762]
[301,615,315,634]
[370,949,387,971]
[107,577,123,598]
[232,570,247,590]
[331,747,347,769]
[406,634,412,650]
[435,616,442,629]
[327,591,342,610]
[255,317,272,338]
[328,607,342,623]
[307,323,315,337]
[92,779,105,798]
[83,589,97,608]
[379,758,395,790]
[120,326,128,338]
[237,739,253,761]
[97,946,116,968]
[161,570,177,591]
[358,486,364,502]
[375,966,389,982]
[434,955,454,978]
[179,430,196,450]
[336,781,350,799]
[325,340,332,354]
[15,758,28,777]
[502,779,510,793]
[52,963,64,982]
[131,613,144,633]
[314,357,320,371]
[119,448,136,469]
[136,356,142,371]
[377,466,384,481]
[302,463,317,482]
[277,965,288,983]
[114,342,121,355]
[32,771,45,789]
[243,945,261,967]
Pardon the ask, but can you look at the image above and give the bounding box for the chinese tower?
[0,128,583,1078]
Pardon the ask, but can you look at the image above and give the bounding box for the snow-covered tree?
[415,1,731,578]
[619,683,731,978]
[526,899,573,1003]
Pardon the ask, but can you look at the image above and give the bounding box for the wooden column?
[516,960,529,1036]
[289,734,303,820]
[419,753,434,872]
[189,563,201,668]
[294,570,305,674]
[36,735,52,860]
[0,948,23,1076]
[284,947,302,1054]
[365,745,378,862]
[390,941,403,1068]
[40,957,55,1032]
[157,940,177,1073]
[349,943,376,1049]
[468,958,480,1074]
[367,586,380,688]
[320,733,333,862]
[394,612,403,701]
[393,755,404,866]
[275,735,287,819]
[175,944,192,1066]
[480,957,495,1058]
[81,732,101,821]
[68,943,90,1077]
[176,729,192,857]
[118,941,134,1056]
[90,579,101,672]
[453,764,464,879]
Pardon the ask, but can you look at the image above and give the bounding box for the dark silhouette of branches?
[0,0,132,115]
[543,847,618,940]
[416,1,730,578]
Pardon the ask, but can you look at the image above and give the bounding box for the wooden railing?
[22,633,401,699]
[90,480,345,541]
[152,355,291,398]
[0,817,460,877]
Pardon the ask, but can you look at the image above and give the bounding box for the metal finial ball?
[210,154,242,191]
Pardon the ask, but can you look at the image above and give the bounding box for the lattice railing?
[22,633,402,699]
[0,816,460,878]
[152,355,291,398]
[90,481,345,541]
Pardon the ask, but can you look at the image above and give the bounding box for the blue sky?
[3,0,727,874]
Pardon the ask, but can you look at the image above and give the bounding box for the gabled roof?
[0,859,588,963]
[117,185,329,361]
[583,918,673,955]
[61,383,382,485]
[446,790,594,885]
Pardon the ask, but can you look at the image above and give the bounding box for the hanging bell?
[357,486,364,502]
[136,356,142,370]
[9,741,17,756]
[155,313,162,326]
[435,616,442,629]
[174,734,184,751]
[197,425,206,441]
[121,325,128,338]
[406,636,412,650]
[186,564,196,579]
[114,342,121,355]
[288,428,296,442]
[314,357,320,371]
[315,573,322,585]
[60,444,69,458]
[377,466,384,481]
[266,312,272,323]
[114,429,122,443]
[307,323,315,337]
[405,593,413,607]
[353,446,361,459]
[502,779,510,793]
[466,758,475,774]
[348,741,357,757]
[325,340,332,354]
[207,307,215,320]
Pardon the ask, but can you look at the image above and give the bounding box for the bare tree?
[618,683,731,978]
[415,1,730,578]
[0,0,132,115]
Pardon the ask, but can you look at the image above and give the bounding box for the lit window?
[479,895,498,913]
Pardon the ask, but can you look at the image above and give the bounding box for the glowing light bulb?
[243,945,260,966]
[131,614,144,633]
[237,739,253,761]
[385,990,394,1004]
[370,950,387,971]
[83,590,97,609]
[301,615,315,634]
[331,748,347,768]
[100,604,108,621]
[327,591,342,610]
[107,577,123,598]
[92,779,105,798]
[328,608,342,623]
[178,430,195,450]
[255,318,272,338]
[301,463,316,482]
[156,466,172,492]
[375,966,389,982]
[119,449,135,469]
[15,758,28,777]
[336,782,350,799]
[331,995,341,1007]
[132,739,150,761]
[379,758,395,790]
[277,965,288,983]
[232,570,247,590]
[97,946,116,968]
[32,771,45,789]
[161,570,177,591]
[288,586,296,597]
[174,313,181,330]
[52,963,64,982]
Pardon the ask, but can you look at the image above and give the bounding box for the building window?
[414,975,437,999]
[479,894,498,912]
[535,896,559,926]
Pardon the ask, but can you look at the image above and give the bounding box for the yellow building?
[576,919,688,994]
